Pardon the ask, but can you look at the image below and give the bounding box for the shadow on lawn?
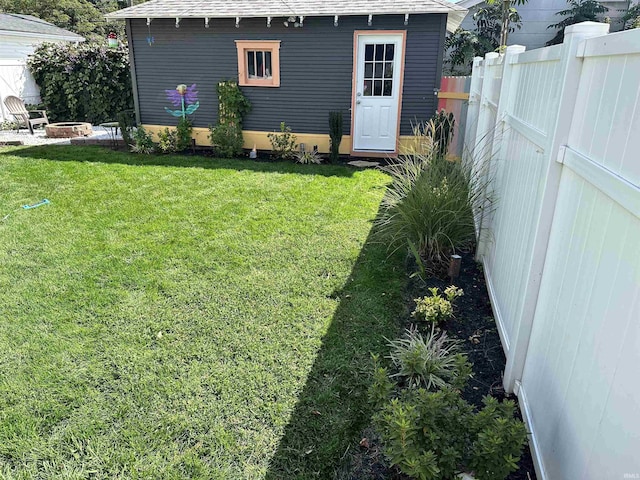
[1,145,357,178]
[265,220,407,480]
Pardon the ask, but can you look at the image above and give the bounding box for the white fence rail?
[464,22,640,480]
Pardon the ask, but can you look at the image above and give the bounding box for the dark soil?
[341,251,537,480]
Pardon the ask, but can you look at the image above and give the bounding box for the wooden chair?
[3,96,49,134]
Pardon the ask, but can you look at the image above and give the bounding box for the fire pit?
[45,122,93,138]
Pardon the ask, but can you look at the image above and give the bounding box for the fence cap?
[505,45,526,55]
[565,21,610,36]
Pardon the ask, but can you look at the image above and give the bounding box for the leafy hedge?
[28,42,133,124]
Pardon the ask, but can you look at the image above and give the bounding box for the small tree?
[546,0,609,45]
[621,1,640,29]
[445,3,522,74]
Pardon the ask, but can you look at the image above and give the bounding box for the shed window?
[235,40,281,87]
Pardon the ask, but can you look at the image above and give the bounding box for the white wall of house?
[0,33,75,122]
[464,22,640,480]
[459,0,629,50]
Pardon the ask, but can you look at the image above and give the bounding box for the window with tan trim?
[235,40,281,87]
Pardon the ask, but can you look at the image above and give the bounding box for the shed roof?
[0,13,84,41]
[106,0,468,32]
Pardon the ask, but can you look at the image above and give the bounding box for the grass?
[0,146,405,479]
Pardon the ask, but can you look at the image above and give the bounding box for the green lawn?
[0,146,405,479]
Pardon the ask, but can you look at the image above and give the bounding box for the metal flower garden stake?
[165,84,200,118]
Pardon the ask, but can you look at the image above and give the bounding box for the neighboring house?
[0,14,84,122]
[106,0,467,156]
[455,0,629,50]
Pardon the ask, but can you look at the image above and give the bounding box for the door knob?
[356,100,361,104]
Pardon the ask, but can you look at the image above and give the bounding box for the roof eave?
[106,9,468,32]
[0,29,85,42]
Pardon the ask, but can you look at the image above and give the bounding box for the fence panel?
[480,47,562,358]
[520,27,640,480]
[464,22,640,479]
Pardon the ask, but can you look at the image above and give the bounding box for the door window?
[363,43,394,97]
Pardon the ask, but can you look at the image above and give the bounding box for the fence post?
[503,21,610,393]
[473,51,499,159]
[475,45,526,260]
[462,56,485,168]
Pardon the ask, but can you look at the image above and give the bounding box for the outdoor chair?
[3,96,49,134]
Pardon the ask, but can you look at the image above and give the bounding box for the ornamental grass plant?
[376,126,491,275]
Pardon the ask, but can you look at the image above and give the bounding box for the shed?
[107,0,467,156]
[0,14,84,122]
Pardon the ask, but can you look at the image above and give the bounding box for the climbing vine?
[209,81,251,157]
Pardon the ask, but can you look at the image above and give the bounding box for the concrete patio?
[0,125,123,147]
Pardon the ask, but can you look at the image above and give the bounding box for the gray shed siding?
[128,14,446,136]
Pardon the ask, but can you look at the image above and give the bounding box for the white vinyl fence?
[0,60,40,122]
[464,22,640,480]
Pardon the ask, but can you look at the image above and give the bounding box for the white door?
[353,33,404,152]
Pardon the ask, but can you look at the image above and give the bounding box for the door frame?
[350,30,407,157]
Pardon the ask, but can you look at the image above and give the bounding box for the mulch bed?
[342,251,537,480]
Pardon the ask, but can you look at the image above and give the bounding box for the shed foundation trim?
[142,125,429,156]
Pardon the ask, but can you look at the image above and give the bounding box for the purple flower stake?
[165,84,199,118]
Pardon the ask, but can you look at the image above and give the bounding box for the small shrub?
[295,149,322,165]
[375,388,527,480]
[209,123,244,158]
[387,327,471,390]
[176,117,193,152]
[130,126,154,154]
[412,287,463,324]
[368,354,396,408]
[157,128,178,154]
[1,120,19,131]
[444,285,464,302]
[328,111,343,163]
[268,122,297,160]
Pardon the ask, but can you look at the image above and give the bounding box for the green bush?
[376,149,489,275]
[157,128,178,154]
[209,122,244,158]
[413,286,463,324]
[130,126,154,154]
[268,122,297,160]
[387,327,471,391]
[176,117,194,152]
[375,388,527,480]
[28,42,133,124]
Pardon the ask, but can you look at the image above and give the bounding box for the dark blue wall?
[128,14,446,135]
